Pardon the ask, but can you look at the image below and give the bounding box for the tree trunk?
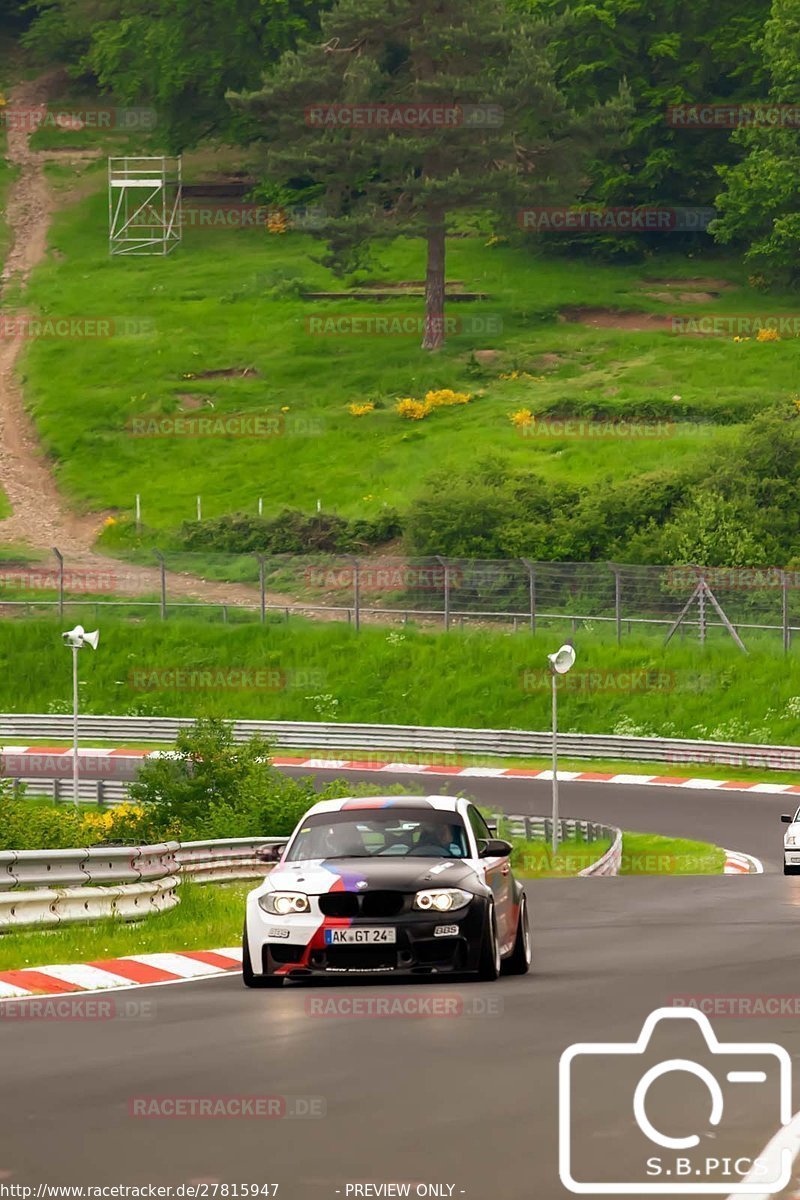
[422,210,446,350]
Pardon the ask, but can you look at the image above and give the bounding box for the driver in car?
[409,821,465,857]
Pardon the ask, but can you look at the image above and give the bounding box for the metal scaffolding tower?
[108,157,182,256]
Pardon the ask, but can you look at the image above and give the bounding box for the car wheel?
[477,904,502,981]
[503,894,532,976]
[242,928,283,988]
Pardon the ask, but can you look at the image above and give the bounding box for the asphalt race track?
[3,771,799,1200]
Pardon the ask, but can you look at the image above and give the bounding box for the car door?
[467,804,514,951]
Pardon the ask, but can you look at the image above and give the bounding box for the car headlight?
[414,888,472,912]
[258,891,311,915]
[786,837,797,848]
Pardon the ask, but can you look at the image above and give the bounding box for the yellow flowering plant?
[396,398,432,420]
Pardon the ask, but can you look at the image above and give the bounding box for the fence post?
[257,555,266,624]
[196,495,202,522]
[52,546,64,619]
[698,575,706,645]
[135,493,141,534]
[437,556,450,631]
[351,557,361,632]
[782,570,790,654]
[53,778,60,803]
[612,566,622,645]
[154,550,167,620]
[97,780,105,806]
[523,558,536,633]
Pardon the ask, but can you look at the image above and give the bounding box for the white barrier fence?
[1,714,799,772]
[0,821,619,930]
[0,837,287,930]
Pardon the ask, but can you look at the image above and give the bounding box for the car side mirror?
[478,838,513,859]
[256,844,283,863]
[781,814,793,824]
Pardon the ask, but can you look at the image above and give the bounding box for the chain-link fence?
[0,554,798,649]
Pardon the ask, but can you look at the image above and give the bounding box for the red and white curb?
[0,946,242,1001]
[723,849,763,874]
[228,756,800,797]
[3,746,800,796]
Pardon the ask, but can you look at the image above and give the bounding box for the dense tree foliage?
[23,0,327,147]
[712,0,800,286]
[232,0,626,346]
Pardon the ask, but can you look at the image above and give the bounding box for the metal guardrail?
[0,877,181,928]
[0,816,619,928]
[1,714,799,772]
[493,815,622,877]
[0,837,287,929]
[0,843,180,889]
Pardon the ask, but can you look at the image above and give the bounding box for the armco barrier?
[0,818,618,928]
[0,876,180,928]
[1,714,798,773]
[0,843,180,889]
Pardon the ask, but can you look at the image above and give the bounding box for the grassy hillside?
[1,615,799,745]
[12,154,800,537]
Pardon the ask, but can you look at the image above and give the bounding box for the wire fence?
[0,554,798,649]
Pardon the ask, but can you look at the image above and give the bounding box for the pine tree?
[234,0,625,348]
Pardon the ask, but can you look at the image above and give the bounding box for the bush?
[179,508,403,555]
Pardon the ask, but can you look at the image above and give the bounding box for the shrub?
[179,507,403,555]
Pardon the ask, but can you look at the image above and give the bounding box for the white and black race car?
[243,795,531,986]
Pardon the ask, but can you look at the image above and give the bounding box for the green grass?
[619,832,725,875]
[2,616,800,747]
[11,158,800,537]
[0,880,249,971]
[512,831,725,877]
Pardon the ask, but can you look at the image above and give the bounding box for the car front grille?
[318,890,407,918]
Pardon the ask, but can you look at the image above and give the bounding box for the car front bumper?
[246,897,489,979]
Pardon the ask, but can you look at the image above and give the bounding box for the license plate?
[324,927,396,945]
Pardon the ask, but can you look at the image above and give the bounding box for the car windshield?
[285,807,469,860]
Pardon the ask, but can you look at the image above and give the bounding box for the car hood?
[265,856,486,895]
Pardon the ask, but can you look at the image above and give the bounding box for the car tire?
[503,895,532,976]
[477,904,502,982]
[242,928,283,988]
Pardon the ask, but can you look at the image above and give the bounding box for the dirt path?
[0,78,321,612]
